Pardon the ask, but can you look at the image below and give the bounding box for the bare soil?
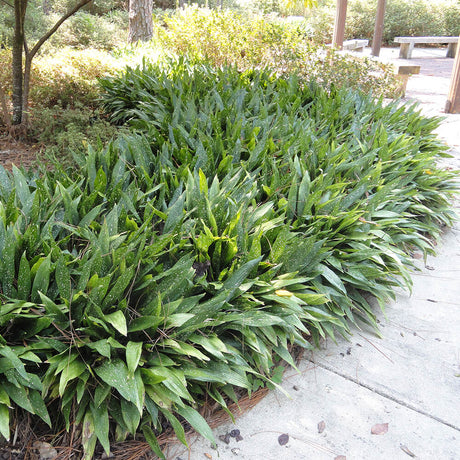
[0,135,42,170]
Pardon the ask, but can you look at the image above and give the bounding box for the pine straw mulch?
[0,386,272,460]
[0,134,43,171]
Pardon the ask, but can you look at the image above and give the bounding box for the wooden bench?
[394,64,420,97]
[394,36,458,59]
[342,39,369,52]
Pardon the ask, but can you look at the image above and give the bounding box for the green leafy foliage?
[0,59,457,457]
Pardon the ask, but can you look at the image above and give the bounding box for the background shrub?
[156,7,399,97]
[0,0,127,49]
[29,48,121,109]
[345,0,460,43]
[48,9,128,49]
[28,105,125,163]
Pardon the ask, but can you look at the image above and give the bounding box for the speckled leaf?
[17,252,31,300]
[56,256,71,301]
[104,310,127,336]
[142,425,166,460]
[175,405,216,446]
[0,403,10,441]
[126,341,143,376]
[95,359,140,410]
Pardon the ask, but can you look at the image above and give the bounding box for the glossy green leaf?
[175,405,216,446]
[90,401,110,455]
[142,425,166,460]
[104,310,127,336]
[0,403,10,441]
[126,341,143,376]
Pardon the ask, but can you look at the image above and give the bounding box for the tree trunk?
[22,53,32,126]
[128,0,153,44]
[10,0,92,133]
[12,0,27,125]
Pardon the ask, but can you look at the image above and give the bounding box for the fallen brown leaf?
[204,453,212,459]
[33,441,58,460]
[278,433,289,446]
[371,423,389,435]
[334,456,346,460]
[219,433,231,444]
[318,420,326,433]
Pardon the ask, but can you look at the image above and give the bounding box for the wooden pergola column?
[446,38,460,113]
[371,0,387,57]
[332,0,348,50]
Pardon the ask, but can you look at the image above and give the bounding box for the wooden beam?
[446,37,460,113]
[332,0,348,50]
[371,0,386,57]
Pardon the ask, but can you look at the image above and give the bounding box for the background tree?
[128,0,153,43]
[1,0,93,133]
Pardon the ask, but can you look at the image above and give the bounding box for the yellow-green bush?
[155,7,399,97]
[0,48,121,112]
[30,48,122,109]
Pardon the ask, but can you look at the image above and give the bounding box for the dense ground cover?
[0,1,458,458]
[4,0,457,160]
[0,58,457,457]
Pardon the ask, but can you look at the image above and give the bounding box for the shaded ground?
[0,135,40,170]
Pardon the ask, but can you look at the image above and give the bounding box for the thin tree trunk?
[22,52,32,126]
[128,0,153,43]
[0,86,11,127]
[332,0,347,50]
[371,0,386,57]
[10,0,92,131]
[12,0,27,125]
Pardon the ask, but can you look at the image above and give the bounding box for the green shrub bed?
[0,60,457,458]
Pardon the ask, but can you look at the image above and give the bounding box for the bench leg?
[447,43,458,58]
[399,43,414,59]
[395,75,410,97]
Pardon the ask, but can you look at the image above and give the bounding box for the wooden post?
[371,0,386,57]
[446,37,460,113]
[332,0,348,50]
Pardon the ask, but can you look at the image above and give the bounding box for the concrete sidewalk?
[180,49,460,460]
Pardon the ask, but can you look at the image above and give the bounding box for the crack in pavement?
[307,357,460,433]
